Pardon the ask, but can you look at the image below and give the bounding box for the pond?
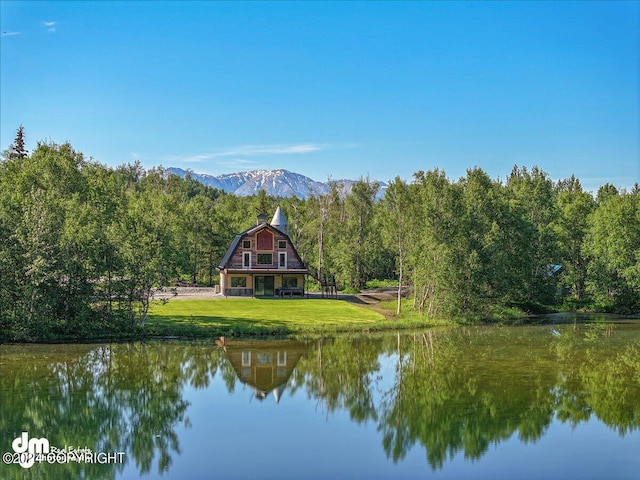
[1,318,639,479]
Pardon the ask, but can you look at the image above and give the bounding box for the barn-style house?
[218,207,309,297]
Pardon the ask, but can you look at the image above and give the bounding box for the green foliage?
[2,128,638,341]
[340,287,361,294]
[1,140,93,340]
[583,190,640,312]
[0,139,234,340]
[380,177,410,314]
[406,169,458,317]
[505,165,558,304]
[553,176,596,301]
[365,279,399,289]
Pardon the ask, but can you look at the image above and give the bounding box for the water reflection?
[373,327,640,469]
[1,324,639,479]
[0,342,224,480]
[217,338,307,402]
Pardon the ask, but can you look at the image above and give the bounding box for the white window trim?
[242,351,251,366]
[243,251,251,269]
[277,351,287,366]
[278,252,287,270]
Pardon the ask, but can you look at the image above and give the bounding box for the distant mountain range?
[166,167,387,199]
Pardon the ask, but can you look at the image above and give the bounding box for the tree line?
[378,168,639,318]
[1,129,638,339]
[1,132,249,340]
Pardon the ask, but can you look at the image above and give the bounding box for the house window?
[231,277,246,287]
[277,351,287,366]
[279,252,287,269]
[242,240,251,249]
[243,252,251,268]
[278,240,287,249]
[283,277,298,288]
[242,351,251,366]
[257,253,272,265]
[257,353,272,365]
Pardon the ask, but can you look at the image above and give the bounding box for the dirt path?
[342,288,399,320]
[152,287,221,301]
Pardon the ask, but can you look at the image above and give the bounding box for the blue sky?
[1,1,638,191]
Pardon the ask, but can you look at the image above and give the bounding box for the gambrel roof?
[217,222,305,271]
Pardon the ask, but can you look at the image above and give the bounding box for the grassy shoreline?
[145,297,450,339]
[5,295,634,344]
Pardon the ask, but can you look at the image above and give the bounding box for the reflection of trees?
[292,337,382,424]
[2,328,639,477]
[552,325,640,434]
[287,328,640,471]
[376,327,640,469]
[377,329,558,468]
[0,343,224,480]
[579,344,640,433]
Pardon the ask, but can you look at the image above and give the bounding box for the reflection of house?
[220,339,307,402]
[218,208,309,297]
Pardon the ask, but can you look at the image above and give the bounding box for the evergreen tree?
[2,125,29,161]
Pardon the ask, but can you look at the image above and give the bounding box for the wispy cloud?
[216,159,254,166]
[43,21,57,33]
[166,143,326,164]
[1,31,21,37]
[168,154,217,163]
[211,143,326,158]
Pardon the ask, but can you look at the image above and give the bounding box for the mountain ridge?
[166,167,387,199]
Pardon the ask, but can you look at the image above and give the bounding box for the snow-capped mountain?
[165,167,386,199]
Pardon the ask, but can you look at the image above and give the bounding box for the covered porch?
[220,269,308,298]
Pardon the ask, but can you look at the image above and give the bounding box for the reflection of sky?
[126,376,415,480]
[447,418,640,480]
[118,358,640,480]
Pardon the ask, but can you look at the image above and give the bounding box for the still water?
[1,320,639,480]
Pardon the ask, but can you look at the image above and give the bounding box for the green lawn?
[147,297,388,337]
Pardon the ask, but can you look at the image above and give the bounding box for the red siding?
[256,230,273,250]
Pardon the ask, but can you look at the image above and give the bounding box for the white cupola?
[270,207,289,235]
